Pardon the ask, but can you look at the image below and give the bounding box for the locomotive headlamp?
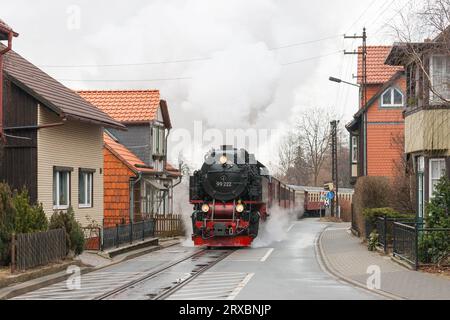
[236,203,245,213]
[201,204,210,213]
[219,155,228,165]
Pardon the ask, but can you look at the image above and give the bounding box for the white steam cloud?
[252,207,294,248]
[183,43,281,128]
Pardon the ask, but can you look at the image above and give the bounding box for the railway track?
[96,248,236,300]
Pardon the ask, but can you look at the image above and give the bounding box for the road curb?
[0,239,182,300]
[315,225,405,301]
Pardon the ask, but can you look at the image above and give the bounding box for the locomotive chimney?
[0,19,18,140]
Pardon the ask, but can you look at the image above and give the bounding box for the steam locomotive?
[189,146,296,247]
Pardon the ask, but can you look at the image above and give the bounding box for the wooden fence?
[12,229,66,272]
[153,214,184,238]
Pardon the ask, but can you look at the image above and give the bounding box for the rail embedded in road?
[96,249,236,300]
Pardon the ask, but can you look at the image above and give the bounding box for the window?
[351,136,358,164]
[430,55,450,103]
[152,126,166,156]
[79,170,94,208]
[429,159,446,199]
[381,88,404,107]
[53,169,71,210]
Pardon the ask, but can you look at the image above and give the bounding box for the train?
[289,186,354,219]
[189,146,296,247]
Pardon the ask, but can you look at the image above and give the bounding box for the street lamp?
[329,76,360,88]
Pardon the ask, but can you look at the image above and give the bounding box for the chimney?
[0,19,18,141]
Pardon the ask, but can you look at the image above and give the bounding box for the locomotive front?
[189,146,267,247]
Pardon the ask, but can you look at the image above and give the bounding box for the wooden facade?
[0,77,38,202]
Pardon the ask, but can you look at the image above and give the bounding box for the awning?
[145,179,168,191]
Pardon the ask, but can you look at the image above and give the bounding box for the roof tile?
[358,46,404,84]
[104,133,180,176]
[78,90,161,123]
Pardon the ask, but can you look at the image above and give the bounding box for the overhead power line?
[281,50,344,66]
[344,0,378,33]
[56,50,345,82]
[269,34,343,50]
[58,77,193,83]
[39,35,342,69]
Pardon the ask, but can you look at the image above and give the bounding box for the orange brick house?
[78,90,181,226]
[346,46,406,183]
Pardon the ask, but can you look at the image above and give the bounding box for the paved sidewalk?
[319,224,450,300]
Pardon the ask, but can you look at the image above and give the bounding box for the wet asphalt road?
[13,219,380,300]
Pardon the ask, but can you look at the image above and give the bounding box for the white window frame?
[430,54,450,104]
[53,170,70,210]
[79,171,93,209]
[381,87,404,107]
[429,158,446,199]
[351,136,358,164]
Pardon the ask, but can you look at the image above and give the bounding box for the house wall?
[366,76,406,178]
[0,79,38,202]
[405,109,450,156]
[37,106,104,226]
[109,125,152,166]
[103,147,134,227]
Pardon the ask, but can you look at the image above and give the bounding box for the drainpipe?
[0,32,14,141]
[164,128,170,173]
[129,172,143,223]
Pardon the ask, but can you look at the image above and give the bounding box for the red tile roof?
[104,133,180,176]
[78,90,161,123]
[358,46,404,84]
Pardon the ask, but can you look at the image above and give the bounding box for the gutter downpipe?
[130,172,143,223]
[0,32,13,141]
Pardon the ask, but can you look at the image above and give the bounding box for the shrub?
[0,183,15,265]
[419,177,450,265]
[368,231,379,251]
[12,189,48,234]
[363,207,413,224]
[49,207,85,256]
[353,177,392,236]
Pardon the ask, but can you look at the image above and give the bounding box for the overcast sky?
[2,0,415,167]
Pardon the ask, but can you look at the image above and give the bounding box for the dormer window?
[381,88,404,107]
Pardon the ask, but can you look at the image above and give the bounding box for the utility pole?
[330,120,339,218]
[344,27,368,176]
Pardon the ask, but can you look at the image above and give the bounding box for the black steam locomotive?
[189,145,294,247]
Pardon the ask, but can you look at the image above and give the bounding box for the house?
[77,90,181,226]
[346,46,406,184]
[0,22,125,226]
[386,30,450,220]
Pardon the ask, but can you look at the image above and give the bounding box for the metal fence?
[393,221,450,270]
[376,216,416,253]
[102,219,155,250]
[12,229,66,272]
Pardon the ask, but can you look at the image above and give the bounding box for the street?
[12,219,380,300]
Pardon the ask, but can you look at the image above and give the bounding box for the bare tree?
[392,0,450,104]
[388,1,450,155]
[277,131,310,185]
[297,107,335,187]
